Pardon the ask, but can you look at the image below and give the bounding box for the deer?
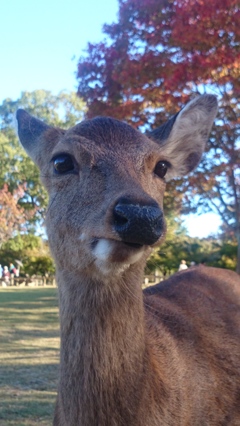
[16,94,240,426]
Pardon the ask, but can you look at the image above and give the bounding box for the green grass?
[0,287,60,425]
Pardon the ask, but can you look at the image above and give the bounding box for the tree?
[0,184,34,246]
[0,90,86,230]
[0,233,55,275]
[23,255,55,276]
[146,216,237,277]
[145,216,189,277]
[76,0,240,272]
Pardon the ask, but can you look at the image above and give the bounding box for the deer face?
[16,95,217,278]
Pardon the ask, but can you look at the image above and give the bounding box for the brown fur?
[16,95,240,425]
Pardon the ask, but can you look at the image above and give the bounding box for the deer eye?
[52,154,75,174]
[154,161,170,179]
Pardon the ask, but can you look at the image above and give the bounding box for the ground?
[0,287,59,426]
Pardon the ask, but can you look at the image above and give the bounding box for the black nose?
[113,197,163,246]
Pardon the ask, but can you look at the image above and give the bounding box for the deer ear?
[16,109,50,156]
[16,109,63,165]
[148,95,218,180]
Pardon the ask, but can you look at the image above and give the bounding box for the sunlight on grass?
[0,287,60,425]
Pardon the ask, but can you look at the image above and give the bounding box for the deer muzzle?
[113,197,164,246]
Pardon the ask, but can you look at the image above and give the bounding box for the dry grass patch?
[0,287,60,425]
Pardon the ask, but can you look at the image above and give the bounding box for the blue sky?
[0,0,119,101]
[0,0,221,238]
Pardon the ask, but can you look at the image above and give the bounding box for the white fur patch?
[79,233,86,242]
[93,239,144,276]
[95,260,130,276]
[93,239,113,262]
[128,249,144,264]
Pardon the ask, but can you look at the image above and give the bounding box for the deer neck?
[56,266,148,425]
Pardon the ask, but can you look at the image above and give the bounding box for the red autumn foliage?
[0,184,35,245]
[77,0,240,124]
[76,0,240,272]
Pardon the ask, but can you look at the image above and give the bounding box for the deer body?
[16,95,240,425]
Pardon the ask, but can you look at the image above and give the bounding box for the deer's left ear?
[148,95,218,180]
[16,109,64,166]
[16,109,51,153]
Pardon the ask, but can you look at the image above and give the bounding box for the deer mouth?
[123,241,144,249]
[91,238,145,270]
[91,237,144,252]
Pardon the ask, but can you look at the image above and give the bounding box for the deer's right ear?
[16,109,62,165]
[148,95,218,179]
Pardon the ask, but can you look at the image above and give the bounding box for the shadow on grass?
[0,288,60,425]
[0,386,56,424]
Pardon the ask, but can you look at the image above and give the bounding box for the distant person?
[178,260,188,271]
[9,263,16,274]
[0,264,2,278]
[190,261,196,267]
[3,266,10,283]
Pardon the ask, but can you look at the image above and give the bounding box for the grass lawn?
[0,287,60,426]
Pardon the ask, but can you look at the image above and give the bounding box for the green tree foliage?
[215,239,238,270]
[23,256,55,276]
[0,234,55,276]
[146,217,215,276]
[146,218,237,277]
[0,90,86,229]
[76,0,240,272]
[0,90,86,276]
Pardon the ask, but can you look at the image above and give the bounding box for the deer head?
[16,95,217,279]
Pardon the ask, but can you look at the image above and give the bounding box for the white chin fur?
[93,239,113,261]
[93,239,143,276]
